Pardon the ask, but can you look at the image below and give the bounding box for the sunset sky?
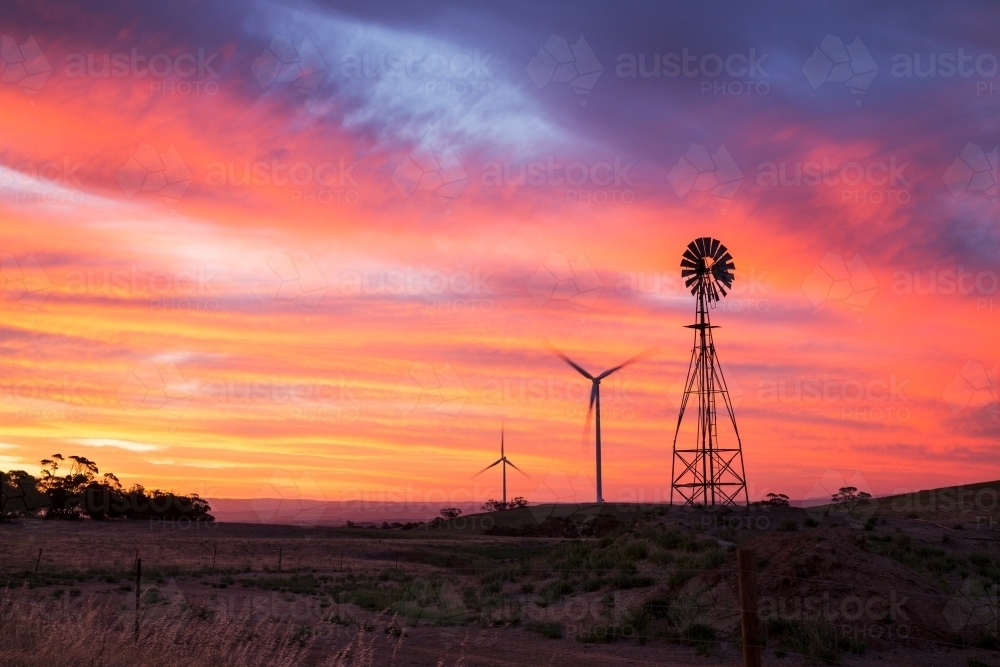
[0,0,997,510]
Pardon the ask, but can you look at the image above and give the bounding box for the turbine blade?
[597,346,660,379]
[506,460,530,478]
[582,384,597,452]
[473,459,503,477]
[548,347,594,380]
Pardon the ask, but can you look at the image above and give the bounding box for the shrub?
[622,540,649,561]
[684,623,716,656]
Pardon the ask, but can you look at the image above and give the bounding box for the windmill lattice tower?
[670,237,749,506]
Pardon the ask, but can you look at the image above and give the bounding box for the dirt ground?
[2,494,1000,666]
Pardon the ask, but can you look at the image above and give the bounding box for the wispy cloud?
[72,438,166,453]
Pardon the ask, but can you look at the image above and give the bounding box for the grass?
[867,533,963,575]
[765,617,865,664]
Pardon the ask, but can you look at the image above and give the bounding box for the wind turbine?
[473,423,526,507]
[551,347,657,503]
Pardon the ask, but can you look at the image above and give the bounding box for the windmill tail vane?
[671,237,748,507]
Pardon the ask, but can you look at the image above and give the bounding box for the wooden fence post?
[737,548,761,667]
[134,557,141,643]
[34,548,42,574]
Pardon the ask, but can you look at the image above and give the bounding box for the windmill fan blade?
[506,460,530,477]
[681,269,696,278]
[685,275,699,288]
[718,251,733,266]
[686,241,700,255]
[709,238,721,257]
[473,459,503,477]
[681,258,698,269]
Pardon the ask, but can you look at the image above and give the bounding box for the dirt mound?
[741,526,949,646]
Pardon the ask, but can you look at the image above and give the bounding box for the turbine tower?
[553,348,655,503]
[671,237,749,506]
[474,423,525,506]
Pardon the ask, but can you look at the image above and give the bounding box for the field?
[3,487,1000,667]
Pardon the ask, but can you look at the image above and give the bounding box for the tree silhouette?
[2,455,212,521]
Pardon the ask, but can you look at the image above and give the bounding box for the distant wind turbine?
[473,422,527,506]
[550,346,658,503]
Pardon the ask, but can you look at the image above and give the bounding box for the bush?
[684,623,716,655]
[765,617,865,662]
[622,540,649,561]
[778,520,798,532]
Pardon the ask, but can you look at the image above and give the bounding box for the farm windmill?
[670,237,749,506]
